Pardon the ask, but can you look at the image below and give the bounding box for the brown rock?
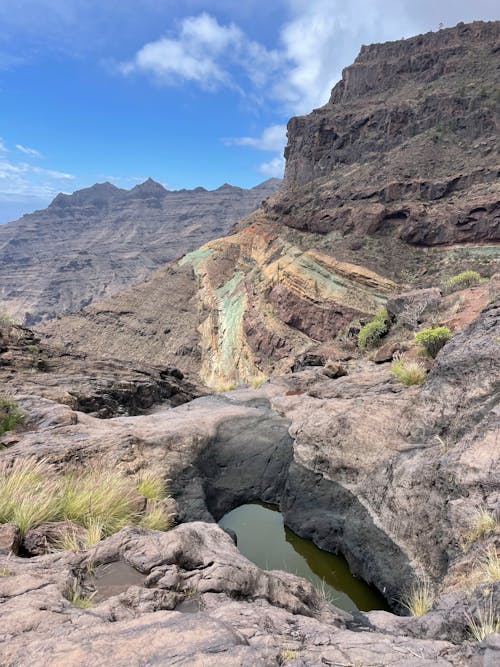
[372,341,400,363]
[23,521,87,556]
[0,523,21,556]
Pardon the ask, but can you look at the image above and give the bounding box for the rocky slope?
[1,296,498,664]
[42,21,499,388]
[1,21,499,665]
[0,177,281,325]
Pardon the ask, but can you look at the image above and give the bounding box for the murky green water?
[219,502,389,612]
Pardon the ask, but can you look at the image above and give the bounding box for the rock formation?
[1,20,499,667]
[41,21,499,388]
[0,177,281,324]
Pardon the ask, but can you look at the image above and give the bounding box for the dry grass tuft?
[136,470,166,501]
[401,578,434,616]
[479,546,500,583]
[139,502,171,531]
[391,355,427,386]
[465,597,500,641]
[465,507,499,547]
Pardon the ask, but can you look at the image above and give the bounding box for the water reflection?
[219,502,388,612]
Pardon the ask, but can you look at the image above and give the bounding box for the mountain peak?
[49,182,124,208]
[128,178,168,198]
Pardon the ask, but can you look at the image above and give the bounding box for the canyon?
[0,177,280,325]
[0,20,499,667]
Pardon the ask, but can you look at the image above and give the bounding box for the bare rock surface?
[0,524,478,666]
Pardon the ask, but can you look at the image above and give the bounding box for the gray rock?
[386,287,442,327]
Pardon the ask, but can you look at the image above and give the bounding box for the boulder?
[386,288,442,327]
[23,521,87,556]
[0,523,21,556]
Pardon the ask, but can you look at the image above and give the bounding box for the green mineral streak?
[216,272,247,376]
[179,247,214,273]
[296,255,387,303]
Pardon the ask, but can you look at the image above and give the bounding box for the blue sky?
[0,0,498,223]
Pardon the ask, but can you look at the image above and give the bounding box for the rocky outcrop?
[0,322,201,418]
[0,178,281,325]
[42,23,499,387]
[0,523,480,666]
[275,22,500,251]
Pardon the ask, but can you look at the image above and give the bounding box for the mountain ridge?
[0,177,282,324]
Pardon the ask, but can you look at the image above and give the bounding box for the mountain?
[2,22,500,665]
[42,21,499,386]
[0,177,281,324]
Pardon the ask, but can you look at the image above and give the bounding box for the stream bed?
[219,502,389,612]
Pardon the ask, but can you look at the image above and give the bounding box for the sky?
[0,0,498,223]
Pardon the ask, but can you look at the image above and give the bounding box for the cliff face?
[280,21,499,247]
[0,178,281,325]
[41,22,500,387]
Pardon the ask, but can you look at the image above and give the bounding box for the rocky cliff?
[0,177,281,325]
[42,22,500,389]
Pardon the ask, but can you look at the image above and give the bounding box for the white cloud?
[224,124,287,152]
[121,12,280,91]
[0,158,75,205]
[16,144,43,158]
[258,156,285,178]
[0,138,8,153]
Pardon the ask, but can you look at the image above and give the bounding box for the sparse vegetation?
[249,373,268,389]
[0,458,173,542]
[136,470,166,501]
[443,270,481,294]
[401,578,434,616]
[0,566,11,577]
[414,326,451,358]
[0,396,24,437]
[391,355,427,386]
[465,597,500,641]
[279,648,299,663]
[66,581,95,609]
[479,546,500,583]
[0,312,14,328]
[357,309,389,349]
[140,502,171,531]
[465,507,498,547]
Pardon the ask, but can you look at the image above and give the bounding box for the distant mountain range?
[0,177,281,324]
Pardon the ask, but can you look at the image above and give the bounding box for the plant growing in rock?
[357,309,390,349]
[414,326,451,358]
[443,270,481,294]
[140,502,171,531]
[391,355,427,386]
[66,580,95,609]
[0,312,14,328]
[0,459,60,535]
[61,469,141,536]
[401,577,434,616]
[465,596,500,641]
[465,507,498,547]
[136,470,166,501]
[479,546,500,583]
[0,458,174,541]
[0,396,24,437]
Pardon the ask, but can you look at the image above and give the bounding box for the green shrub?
[414,326,451,358]
[0,312,14,328]
[0,396,24,436]
[357,309,389,349]
[444,270,481,294]
[391,356,427,386]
